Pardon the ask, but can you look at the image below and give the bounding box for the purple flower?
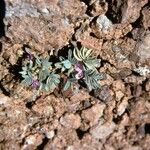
[74,63,84,79]
[31,79,40,88]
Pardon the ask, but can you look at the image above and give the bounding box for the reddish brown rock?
[48,95,66,118]
[129,98,150,124]
[60,113,81,129]
[136,32,150,65]
[121,0,148,23]
[44,128,79,149]
[81,103,106,127]
[77,34,103,56]
[23,133,44,149]
[2,140,20,150]
[91,17,132,40]
[74,20,103,56]
[90,122,116,140]
[32,97,54,117]
[5,0,86,52]
[117,97,128,116]
[145,79,150,91]
[124,75,146,84]
[0,0,150,149]
[112,80,125,93]
[142,6,150,29]
[94,85,113,102]
[70,90,90,104]
[89,0,108,17]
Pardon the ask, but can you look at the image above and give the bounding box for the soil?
[0,0,150,150]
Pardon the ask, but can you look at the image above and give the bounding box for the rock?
[94,85,113,102]
[145,79,150,91]
[0,129,5,142]
[91,19,132,40]
[0,106,7,124]
[39,124,56,139]
[119,68,132,79]
[5,0,86,51]
[32,99,54,117]
[129,98,150,124]
[82,100,92,109]
[5,103,28,124]
[142,6,150,29]
[27,114,40,127]
[117,97,128,116]
[0,94,11,105]
[50,96,66,118]
[112,68,132,80]
[89,0,108,17]
[113,24,132,40]
[90,122,116,140]
[2,140,20,150]
[60,113,81,129]
[23,133,44,147]
[121,0,148,23]
[112,80,125,92]
[1,0,150,149]
[137,32,150,64]
[133,85,142,98]
[81,103,106,127]
[124,75,146,84]
[99,74,114,86]
[134,66,150,76]
[95,15,112,32]
[70,90,90,104]
[77,33,103,56]
[45,130,55,139]
[44,128,79,150]
[74,19,103,56]
[115,91,124,102]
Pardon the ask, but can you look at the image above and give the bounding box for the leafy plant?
[84,70,104,91]
[55,49,76,75]
[20,46,104,94]
[73,47,101,70]
[63,78,77,91]
[55,58,72,72]
[39,72,60,91]
[20,55,60,92]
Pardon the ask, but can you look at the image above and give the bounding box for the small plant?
[20,46,104,94]
[84,70,103,91]
[55,49,76,75]
[73,47,101,70]
[20,54,60,92]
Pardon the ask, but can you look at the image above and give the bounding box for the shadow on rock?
[0,0,6,37]
[0,81,10,96]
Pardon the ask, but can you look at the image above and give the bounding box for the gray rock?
[96,15,112,31]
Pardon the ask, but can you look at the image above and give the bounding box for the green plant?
[20,46,104,94]
[20,55,60,92]
[39,72,60,91]
[55,49,76,75]
[84,70,103,91]
[73,47,101,70]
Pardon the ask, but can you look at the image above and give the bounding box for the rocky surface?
[0,0,150,149]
